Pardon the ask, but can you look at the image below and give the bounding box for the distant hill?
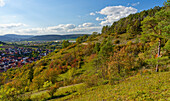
[0,34,34,42]
[0,34,89,42]
[3,34,34,39]
[22,34,90,41]
[0,36,12,41]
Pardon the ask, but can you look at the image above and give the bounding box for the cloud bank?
[0,23,26,29]
[96,5,137,26]
[1,23,102,35]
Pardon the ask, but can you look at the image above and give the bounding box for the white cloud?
[131,2,140,6]
[127,2,140,6]
[15,24,76,35]
[96,5,137,26]
[90,12,95,16]
[0,23,27,29]
[67,23,101,33]
[82,23,95,27]
[68,26,102,33]
[0,0,5,7]
[48,24,76,31]
[96,17,104,21]
[15,28,45,34]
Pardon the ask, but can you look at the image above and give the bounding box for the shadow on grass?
[47,92,75,100]
[75,72,83,76]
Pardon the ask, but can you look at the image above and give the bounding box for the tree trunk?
[156,31,161,72]
[118,65,120,74]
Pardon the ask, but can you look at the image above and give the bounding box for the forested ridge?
[0,1,169,100]
[101,6,163,35]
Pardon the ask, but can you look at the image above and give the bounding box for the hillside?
[0,3,169,101]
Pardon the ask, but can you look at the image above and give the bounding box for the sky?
[0,0,166,35]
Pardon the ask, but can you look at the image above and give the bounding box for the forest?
[0,1,169,101]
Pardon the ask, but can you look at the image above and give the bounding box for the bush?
[127,41,132,45]
[24,86,29,92]
[48,83,59,98]
[114,40,120,44]
[114,35,119,38]
[43,81,52,88]
[85,75,99,87]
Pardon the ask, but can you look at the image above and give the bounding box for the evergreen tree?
[99,40,113,58]
[28,67,34,82]
[94,43,100,54]
[141,3,170,72]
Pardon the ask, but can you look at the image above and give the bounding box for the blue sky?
[0,0,166,35]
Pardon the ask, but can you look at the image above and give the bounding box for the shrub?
[85,75,99,87]
[24,86,29,92]
[127,41,132,45]
[48,83,59,98]
[114,35,119,38]
[114,40,120,44]
[43,81,52,88]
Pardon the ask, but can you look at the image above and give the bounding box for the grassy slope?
[51,72,170,101]
[26,71,170,101]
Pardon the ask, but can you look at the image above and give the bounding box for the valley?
[0,1,169,101]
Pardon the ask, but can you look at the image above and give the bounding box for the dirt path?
[59,83,83,89]
[23,83,83,97]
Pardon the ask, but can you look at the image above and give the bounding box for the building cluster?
[0,47,52,73]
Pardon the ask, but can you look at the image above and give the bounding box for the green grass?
[27,83,85,101]
[68,72,170,101]
[55,72,170,101]
[26,71,170,101]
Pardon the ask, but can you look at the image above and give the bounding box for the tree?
[98,39,113,78]
[32,75,44,91]
[45,68,59,83]
[102,25,109,34]
[82,35,88,41]
[141,5,170,72]
[94,43,100,54]
[28,67,34,82]
[164,0,170,7]
[92,32,98,35]
[99,40,113,58]
[62,40,70,48]
[76,35,88,43]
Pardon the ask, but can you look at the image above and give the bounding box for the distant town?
[0,38,78,73]
[0,47,53,72]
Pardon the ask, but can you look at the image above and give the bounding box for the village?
[0,47,53,73]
